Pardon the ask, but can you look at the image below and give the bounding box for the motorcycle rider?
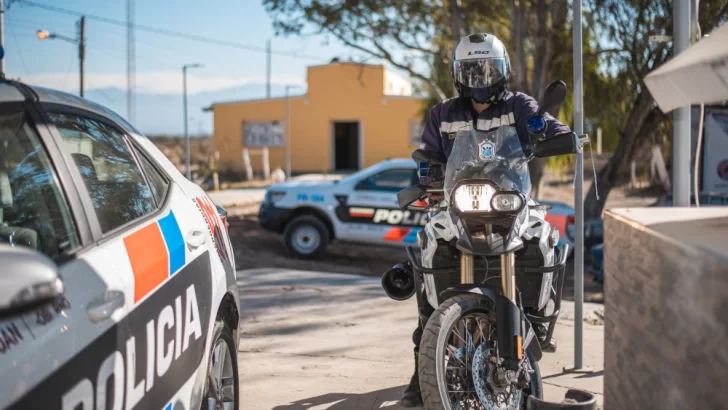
[400,32,573,408]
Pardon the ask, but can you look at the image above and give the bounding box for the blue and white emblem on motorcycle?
[478,141,495,160]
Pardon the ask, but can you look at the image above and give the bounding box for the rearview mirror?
[538,81,567,116]
[397,185,427,210]
[412,149,446,166]
[532,132,578,158]
[0,245,64,319]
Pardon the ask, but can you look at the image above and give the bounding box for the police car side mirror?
[355,178,373,191]
[0,245,64,320]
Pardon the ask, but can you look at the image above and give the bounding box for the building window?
[243,121,284,147]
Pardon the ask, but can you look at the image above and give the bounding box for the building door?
[333,122,359,171]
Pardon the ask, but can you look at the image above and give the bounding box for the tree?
[263,0,503,100]
[583,0,728,219]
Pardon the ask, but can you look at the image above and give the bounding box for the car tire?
[283,215,330,259]
[202,318,239,410]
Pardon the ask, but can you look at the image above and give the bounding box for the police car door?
[50,110,215,410]
[0,103,139,409]
[343,167,425,246]
[2,107,212,410]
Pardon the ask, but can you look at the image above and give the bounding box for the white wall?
[383,69,413,96]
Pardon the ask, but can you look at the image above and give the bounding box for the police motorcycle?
[382,81,588,410]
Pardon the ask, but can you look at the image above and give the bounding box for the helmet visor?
[454,58,507,89]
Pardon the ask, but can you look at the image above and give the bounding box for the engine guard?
[405,243,570,362]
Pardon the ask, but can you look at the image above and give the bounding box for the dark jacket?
[420,91,571,159]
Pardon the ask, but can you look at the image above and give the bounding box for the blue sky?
[4,0,384,94]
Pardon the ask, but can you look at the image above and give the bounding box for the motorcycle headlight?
[491,193,524,212]
[452,184,497,212]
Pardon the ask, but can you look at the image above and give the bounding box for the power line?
[9,25,29,73]
[14,0,326,62]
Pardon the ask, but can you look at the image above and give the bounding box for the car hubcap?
[206,338,235,410]
[292,225,320,254]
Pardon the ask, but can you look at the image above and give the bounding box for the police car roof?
[0,80,142,136]
[379,158,416,168]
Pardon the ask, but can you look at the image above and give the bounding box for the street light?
[183,63,203,180]
[36,16,85,97]
[284,85,302,180]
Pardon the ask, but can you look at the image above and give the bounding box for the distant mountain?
[83,83,297,136]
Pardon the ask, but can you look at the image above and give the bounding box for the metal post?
[672,0,691,206]
[285,85,291,180]
[266,39,271,99]
[78,16,85,97]
[572,0,585,370]
[596,127,602,154]
[127,0,135,123]
[0,0,5,77]
[183,66,190,180]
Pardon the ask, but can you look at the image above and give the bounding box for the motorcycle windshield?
[444,126,531,202]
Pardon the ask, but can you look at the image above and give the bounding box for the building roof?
[645,22,728,113]
[202,94,307,112]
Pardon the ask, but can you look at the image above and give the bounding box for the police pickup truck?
[259,159,574,259]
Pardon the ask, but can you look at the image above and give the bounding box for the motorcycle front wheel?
[419,294,543,410]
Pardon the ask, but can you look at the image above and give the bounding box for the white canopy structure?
[645,22,728,113]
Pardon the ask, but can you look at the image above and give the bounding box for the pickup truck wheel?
[283,215,330,259]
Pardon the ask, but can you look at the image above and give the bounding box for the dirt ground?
[228,206,606,303]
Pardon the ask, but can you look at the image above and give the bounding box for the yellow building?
[206,61,427,175]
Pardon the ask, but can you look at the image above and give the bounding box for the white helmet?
[452,33,511,104]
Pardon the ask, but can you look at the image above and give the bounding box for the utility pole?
[285,85,291,180]
[597,127,602,154]
[0,0,5,78]
[36,17,86,97]
[78,16,85,97]
[183,63,202,180]
[572,0,586,371]
[127,0,135,123]
[672,0,691,206]
[266,39,271,98]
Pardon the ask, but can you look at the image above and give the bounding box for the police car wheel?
[283,215,330,259]
[203,318,239,410]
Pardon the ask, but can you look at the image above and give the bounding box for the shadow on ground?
[271,386,408,410]
[230,215,604,303]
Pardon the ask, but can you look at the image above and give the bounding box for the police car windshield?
[444,126,531,201]
[337,167,376,184]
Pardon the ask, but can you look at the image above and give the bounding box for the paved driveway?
[237,269,605,410]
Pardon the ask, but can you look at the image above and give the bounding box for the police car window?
[363,169,416,192]
[134,148,169,205]
[0,107,78,259]
[48,112,156,234]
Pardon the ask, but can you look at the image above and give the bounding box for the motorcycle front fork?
[459,251,516,301]
[460,251,522,360]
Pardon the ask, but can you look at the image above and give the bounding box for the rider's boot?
[534,323,557,352]
[400,347,423,407]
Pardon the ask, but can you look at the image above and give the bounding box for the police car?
[259,159,427,258]
[0,81,240,410]
[260,160,576,259]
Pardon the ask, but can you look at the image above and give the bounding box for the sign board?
[243,121,283,147]
[702,111,728,193]
[410,119,424,147]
